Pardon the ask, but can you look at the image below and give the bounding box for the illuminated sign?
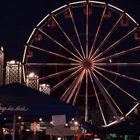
[0,103,29,113]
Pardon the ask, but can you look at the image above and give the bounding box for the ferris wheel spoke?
[68,7,86,58]
[94,67,137,103]
[51,15,83,60]
[85,3,88,58]
[88,70,107,125]
[51,67,82,92]
[38,28,81,61]
[90,69,120,120]
[25,63,79,67]
[89,6,107,58]
[39,66,81,81]
[95,62,140,67]
[61,73,81,102]
[93,27,138,60]
[60,69,84,101]
[72,79,83,105]
[67,69,85,103]
[91,14,124,59]
[29,44,80,63]
[92,68,124,115]
[60,76,78,102]
[85,70,89,121]
[94,65,140,83]
[125,102,140,118]
[94,45,140,63]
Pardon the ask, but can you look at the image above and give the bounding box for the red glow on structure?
[64,11,72,19]
[104,10,112,19]
[26,51,33,58]
[34,33,42,41]
[47,19,56,28]
[83,7,93,16]
[134,32,140,40]
[120,18,129,27]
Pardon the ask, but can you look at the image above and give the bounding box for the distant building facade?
[26,73,39,90]
[0,47,4,86]
[5,60,22,84]
[39,83,50,95]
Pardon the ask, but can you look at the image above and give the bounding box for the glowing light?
[28,72,35,77]
[41,84,46,87]
[4,117,6,121]
[39,117,43,122]
[71,118,75,121]
[1,46,3,51]
[50,121,54,125]
[18,116,22,120]
[109,59,112,63]
[74,121,79,126]
[64,123,69,127]
[9,60,16,64]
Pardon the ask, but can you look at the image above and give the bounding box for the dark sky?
[0,0,140,61]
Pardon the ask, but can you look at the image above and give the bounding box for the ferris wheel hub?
[82,58,93,69]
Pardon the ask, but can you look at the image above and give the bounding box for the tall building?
[0,47,4,86]
[5,60,22,84]
[26,72,39,90]
[39,83,50,95]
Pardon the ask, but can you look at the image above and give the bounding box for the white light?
[39,117,43,122]
[28,72,35,77]
[109,59,112,63]
[18,116,22,120]
[50,121,54,125]
[71,118,75,121]
[41,84,46,87]
[1,46,3,51]
[74,121,78,125]
[4,117,6,121]
[113,116,116,118]
[46,84,50,87]
[9,60,16,64]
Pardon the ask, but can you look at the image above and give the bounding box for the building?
[39,83,50,95]
[5,60,22,84]
[26,72,39,90]
[0,47,4,85]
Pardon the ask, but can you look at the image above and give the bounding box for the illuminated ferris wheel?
[23,1,140,126]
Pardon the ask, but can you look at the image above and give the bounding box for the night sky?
[0,0,140,125]
[0,0,140,61]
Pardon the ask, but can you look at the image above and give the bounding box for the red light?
[83,7,93,16]
[120,18,129,27]
[34,34,42,41]
[64,11,72,19]
[47,19,56,28]
[134,32,140,41]
[104,10,112,19]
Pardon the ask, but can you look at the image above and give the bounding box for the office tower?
[5,60,22,84]
[26,72,39,90]
[0,47,4,85]
[39,83,50,95]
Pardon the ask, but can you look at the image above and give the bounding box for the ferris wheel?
[23,0,140,126]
